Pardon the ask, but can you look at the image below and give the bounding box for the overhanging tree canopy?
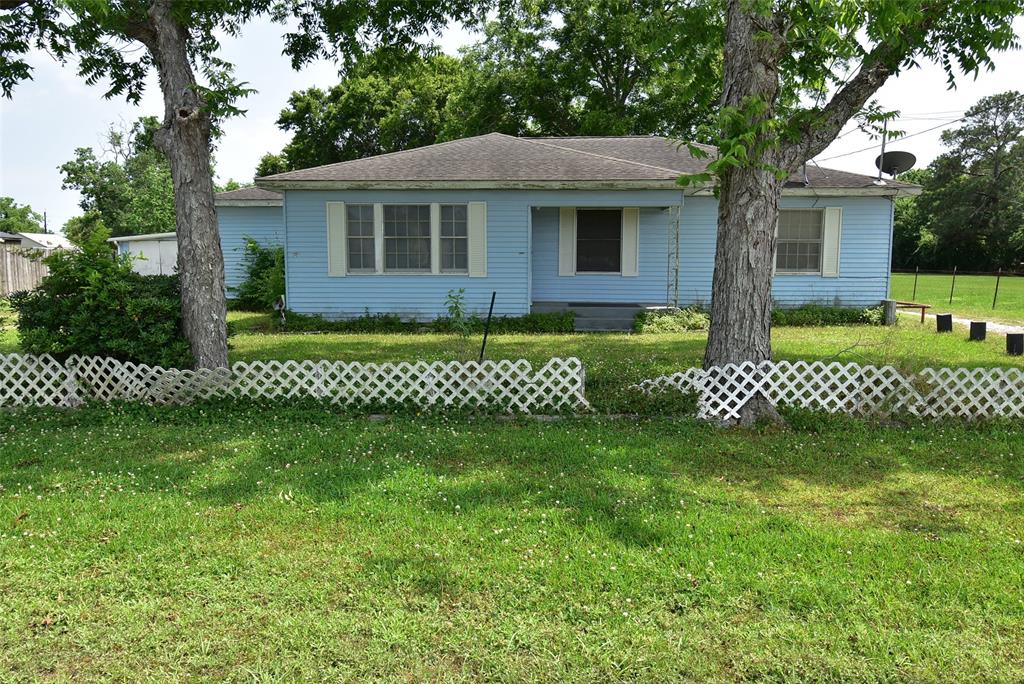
[0,0,478,368]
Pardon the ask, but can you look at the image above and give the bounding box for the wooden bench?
[894,300,932,324]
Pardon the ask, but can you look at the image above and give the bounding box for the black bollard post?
[936,313,953,333]
[969,321,986,341]
[1008,333,1024,356]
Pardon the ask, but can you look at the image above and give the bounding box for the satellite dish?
[875,150,917,177]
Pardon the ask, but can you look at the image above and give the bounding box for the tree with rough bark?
[696,0,1022,424]
[0,0,476,368]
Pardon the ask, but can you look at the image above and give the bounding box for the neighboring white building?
[1,232,77,252]
[109,232,178,276]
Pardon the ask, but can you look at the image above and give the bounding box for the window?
[576,209,621,273]
[440,204,468,272]
[776,209,823,273]
[384,204,431,272]
[346,204,374,272]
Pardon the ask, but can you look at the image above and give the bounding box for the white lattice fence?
[0,354,588,413]
[633,361,1024,421]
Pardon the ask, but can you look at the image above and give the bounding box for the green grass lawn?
[1,405,1022,681]
[226,312,1024,413]
[890,272,1024,324]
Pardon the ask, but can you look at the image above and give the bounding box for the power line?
[815,114,970,162]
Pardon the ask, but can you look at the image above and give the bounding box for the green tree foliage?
[0,196,44,233]
[8,232,192,368]
[895,91,1024,271]
[258,0,723,173]
[59,116,176,237]
[265,52,462,171]
[891,168,932,269]
[62,212,110,247]
[1,0,481,368]
[447,0,723,139]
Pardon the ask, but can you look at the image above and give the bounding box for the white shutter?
[327,201,346,276]
[373,203,384,273]
[558,206,576,276]
[430,203,441,274]
[621,207,639,277]
[821,206,842,277]
[468,201,487,277]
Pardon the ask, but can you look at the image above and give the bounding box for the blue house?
[248,133,917,328]
[213,187,284,291]
[113,187,284,291]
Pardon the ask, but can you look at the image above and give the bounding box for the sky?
[0,16,1021,232]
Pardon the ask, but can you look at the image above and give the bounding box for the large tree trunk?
[702,0,785,424]
[704,167,782,368]
[130,0,228,369]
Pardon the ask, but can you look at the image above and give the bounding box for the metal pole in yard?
[993,268,1002,310]
[949,266,957,305]
[478,291,497,363]
[912,266,919,301]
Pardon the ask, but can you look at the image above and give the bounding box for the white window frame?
[775,208,825,275]
[382,203,433,273]
[345,203,376,274]
[439,204,469,274]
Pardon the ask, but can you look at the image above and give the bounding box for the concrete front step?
[532,301,644,331]
[574,318,636,332]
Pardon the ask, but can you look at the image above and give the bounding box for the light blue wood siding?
[216,205,284,292]
[531,206,674,303]
[283,189,893,318]
[674,195,894,308]
[283,189,680,319]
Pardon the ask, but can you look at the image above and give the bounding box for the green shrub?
[772,304,885,327]
[278,309,575,335]
[634,307,711,333]
[230,238,285,311]
[8,234,192,367]
[632,304,885,332]
[280,311,417,333]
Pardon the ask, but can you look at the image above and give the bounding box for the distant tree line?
[893,91,1024,272]
[256,0,723,175]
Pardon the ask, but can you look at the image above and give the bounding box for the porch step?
[532,301,643,332]
[574,316,637,332]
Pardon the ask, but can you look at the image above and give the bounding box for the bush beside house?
[7,234,192,368]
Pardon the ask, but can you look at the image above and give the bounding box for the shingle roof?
[214,187,283,204]
[256,132,918,193]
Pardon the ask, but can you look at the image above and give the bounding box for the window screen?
[346,204,375,272]
[576,209,622,273]
[384,205,431,271]
[440,204,468,272]
[776,209,823,273]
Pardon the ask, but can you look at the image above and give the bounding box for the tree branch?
[776,45,902,172]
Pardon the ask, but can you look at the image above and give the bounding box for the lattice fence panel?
[633,361,1024,421]
[0,354,588,413]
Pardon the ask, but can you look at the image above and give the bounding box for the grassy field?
[890,272,1024,324]
[225,312,1023,413]
[2,404,1023,682]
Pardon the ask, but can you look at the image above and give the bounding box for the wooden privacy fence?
[0,354,589,413]
[634,360,1024,420]
[0,246,48,295]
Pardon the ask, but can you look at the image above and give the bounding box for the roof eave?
[107,232,177,243]
[258,178,920,197]
[214,199,284,207]
[256,179,685,191]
